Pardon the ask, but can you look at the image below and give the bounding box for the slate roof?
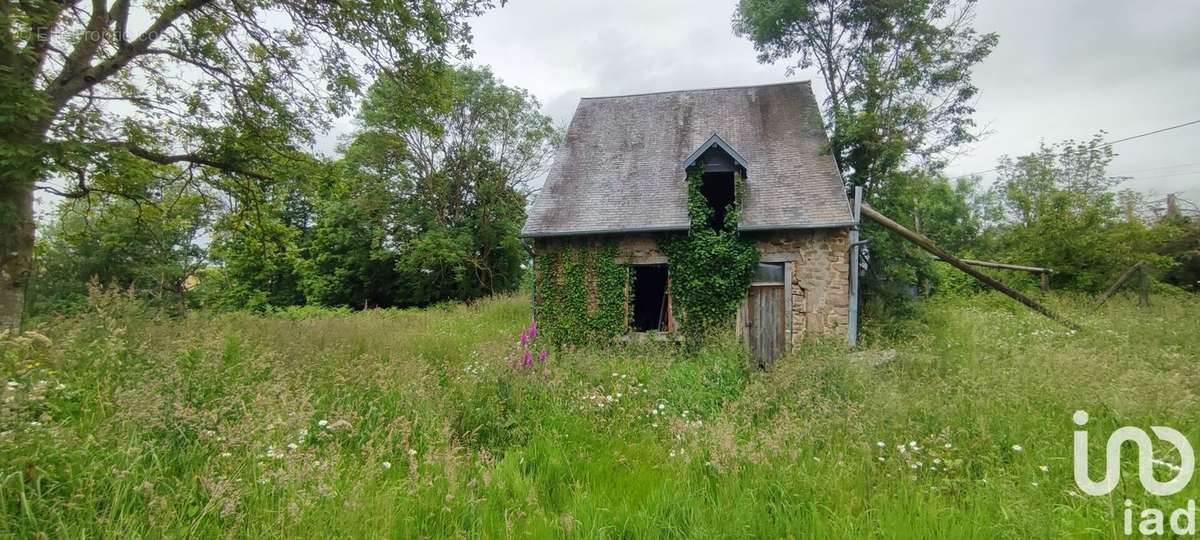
[521,81,854,238]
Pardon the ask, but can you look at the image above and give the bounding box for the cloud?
[470,0,1200,198]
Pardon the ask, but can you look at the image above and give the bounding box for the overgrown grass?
[2,287,1198,537]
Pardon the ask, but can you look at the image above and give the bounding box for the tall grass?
[1,286,1197,538]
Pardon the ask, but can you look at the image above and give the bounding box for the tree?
[984,134,1181,291]
[329,65,558,307]
[0,0,495,329]
[28,161,212,316]
[734,0,997,188]
[734,0,996,306]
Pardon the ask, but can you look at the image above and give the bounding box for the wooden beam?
[950,258,1053,274]
[1094,261,1144,308]
[860,203,1079,330]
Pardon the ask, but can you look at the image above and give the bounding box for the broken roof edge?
[578,80,813,101]
[681,132,750,171]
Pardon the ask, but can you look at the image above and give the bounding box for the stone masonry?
[533,227,849,345]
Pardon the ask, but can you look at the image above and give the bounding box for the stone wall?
[532,226,850,343]
[748,229,849,341]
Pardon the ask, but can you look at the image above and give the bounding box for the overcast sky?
[461,0,1200,208]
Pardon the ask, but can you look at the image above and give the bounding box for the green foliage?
[1,0,497,326]
[861,171,984,304]
[534,243,629,347]
[313,65,556,309]
[663,167,758,341]
[979,134,1184,292]
[734,0,997,309]
[734,0,997,186]
[27,168,213,317]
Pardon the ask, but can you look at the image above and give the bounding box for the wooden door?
[747,284,786,369]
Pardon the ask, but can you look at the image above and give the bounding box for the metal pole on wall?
[848,186,863,348]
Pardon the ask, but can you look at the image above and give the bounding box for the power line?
[1126,170,1200,181]
[951,118,1200,180]
[1111,161,1200,176]
[1105,119,1200,145]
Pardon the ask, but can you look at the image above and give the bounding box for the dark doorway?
[700,171,735,231]
[630,265,669,331]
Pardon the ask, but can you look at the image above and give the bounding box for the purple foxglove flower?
[530,320,538,339]
[538,348,547,364]
[519,331,528,346]
[522,350,533,366]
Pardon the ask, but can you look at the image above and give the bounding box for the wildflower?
[220,452,232,458]
[5,381,17,389]
[538,348,548,364]
[615,392,622,398]
[932,458,942,465]
[519,331,528,347]
[1012,444,1024,452]
[29,421,41,427]
[1031,482,1039,487]
[287,443,298,451]
[529,320,537,339]
[657,403,665,410]
[1038,465,1049,473]
[944,443,952,449]
[381,461,392,470]
[878,457,886,462]
[522,350,533,367]
[55,383,66,391]
[876,441,885,448]
[407,448,417,456]
[908,441,918,448]
[318,420,328,428]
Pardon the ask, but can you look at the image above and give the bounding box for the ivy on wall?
[662,165,759,341]
[534,242,628,347]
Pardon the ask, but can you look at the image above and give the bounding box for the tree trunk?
[0,180,35,331]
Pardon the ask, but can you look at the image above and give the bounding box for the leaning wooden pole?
[860,203,1080,330]
[1094,261,1144,308]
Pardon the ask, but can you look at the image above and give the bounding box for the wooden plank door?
[747,284,786,369]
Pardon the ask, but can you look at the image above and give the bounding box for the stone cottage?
[521,81,854,366]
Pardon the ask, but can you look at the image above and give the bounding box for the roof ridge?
[580,80,811,101]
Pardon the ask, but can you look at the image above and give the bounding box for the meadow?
[2,287,1198,538]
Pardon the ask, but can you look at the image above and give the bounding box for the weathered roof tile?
[522,81,853,237]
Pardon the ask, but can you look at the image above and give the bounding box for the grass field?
[2,288,1198,538]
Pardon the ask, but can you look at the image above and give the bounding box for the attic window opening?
[630,265,669,332]
[689,142,745,231]
[700,171,736,231]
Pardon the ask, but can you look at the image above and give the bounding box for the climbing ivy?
[534,242,628,347]
[663,165,759,341]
